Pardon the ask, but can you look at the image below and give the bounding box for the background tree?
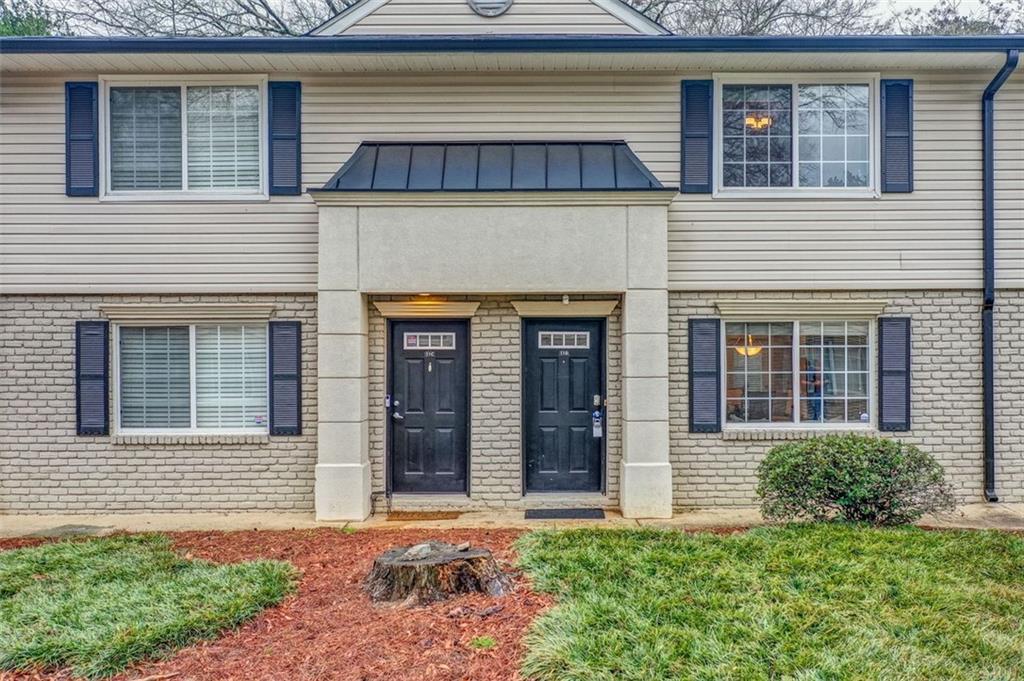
[625,0,888,35]
[60,0,358,36]
[17,0,1024,37]
[0,0,67,35]
[892,0,1023,34]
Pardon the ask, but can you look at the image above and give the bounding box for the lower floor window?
[117,324,268,432]
[725,320,871,426]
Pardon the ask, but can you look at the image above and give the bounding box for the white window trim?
[112,322,270,436]
[720,318,877,431]
[712,72,882,200]
[98,74,269,202]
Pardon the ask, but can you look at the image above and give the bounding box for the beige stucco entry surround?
[310,191,676,521]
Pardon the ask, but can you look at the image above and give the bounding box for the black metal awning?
[320,141,669,192]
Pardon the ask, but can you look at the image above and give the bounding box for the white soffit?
[373,301,481,317]
[511,300,620,317]
[0,51,1006,74]
[714,300,889,320]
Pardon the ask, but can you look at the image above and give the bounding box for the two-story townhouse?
[0,0,1021,521]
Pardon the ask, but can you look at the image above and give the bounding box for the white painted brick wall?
[0,295,318,513]
[668,290,1024,508]
[995,294,1024,499]
[367,295,621,511]
[5,289,1019,515]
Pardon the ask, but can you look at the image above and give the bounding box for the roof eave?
[308,188,679,206]
[2,34,1022,54]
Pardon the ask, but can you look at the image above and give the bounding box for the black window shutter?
[76,320,108,435]
[689,318,721,433]
[681,80,713,194]
[881,79,914,193]
[269,321,302,435]
[878,317,911,432]
[65,82,99,197]
[268,81,302,196]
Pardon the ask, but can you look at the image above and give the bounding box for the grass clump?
[517,524,1024,681]
[470,635,497,650]
[0,534,296,679]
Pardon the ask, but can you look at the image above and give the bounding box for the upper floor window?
[101,77,266,199]
[715,75,879,198]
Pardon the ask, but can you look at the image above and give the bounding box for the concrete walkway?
[3,503,1023,538]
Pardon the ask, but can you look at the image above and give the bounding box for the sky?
[880,0,986,12]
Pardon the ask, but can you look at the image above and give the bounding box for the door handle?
[391,412,404,422]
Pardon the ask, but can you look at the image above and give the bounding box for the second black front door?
[389,320,469,494]
[523,319,604,492]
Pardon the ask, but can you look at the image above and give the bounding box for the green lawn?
[517,524,1024,681]
[0,534,295,679]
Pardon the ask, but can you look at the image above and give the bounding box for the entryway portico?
[310,141,676,521]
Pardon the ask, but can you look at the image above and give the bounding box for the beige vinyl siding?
[673,70,1024,290]
[995,71,1024,287]
[0,74,318,293]
[336,0,647,35]
[2,69,1021,293]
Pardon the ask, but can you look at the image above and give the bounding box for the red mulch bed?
[1,528,550,681]
[0,537,49,551]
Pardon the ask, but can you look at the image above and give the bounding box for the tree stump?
[365,541,513,605]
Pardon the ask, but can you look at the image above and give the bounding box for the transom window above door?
[715,76,879,197]
[538,331,591,350]
[403,332,456,350]
[101,77,266,199]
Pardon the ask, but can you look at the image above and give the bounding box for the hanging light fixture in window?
[744,115,773,131]
[734,335,763,357]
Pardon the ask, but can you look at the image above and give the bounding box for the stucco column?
[621,205,673,518]
[315,207,372,521]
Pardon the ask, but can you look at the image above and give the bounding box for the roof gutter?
[982,48,1019,503]
[0,34,1022,54]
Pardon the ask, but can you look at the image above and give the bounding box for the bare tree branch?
[43,0,1024,38]
[890,0,1021,34]
[622,0,887,35]
[58,0,357,36]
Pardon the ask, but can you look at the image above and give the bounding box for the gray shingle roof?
[320,141,668,192]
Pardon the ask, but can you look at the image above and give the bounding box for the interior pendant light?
[734,334,763,357]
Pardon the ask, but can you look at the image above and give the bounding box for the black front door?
[523,319,604,493]
[389,321,469,494]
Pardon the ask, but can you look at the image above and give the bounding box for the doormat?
[386,511,462,522]
[524,508,606,520]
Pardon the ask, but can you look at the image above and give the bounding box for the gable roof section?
[320,141,669,191]
[310,0,669,36]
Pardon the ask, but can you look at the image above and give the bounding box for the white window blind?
[195,324,268,429]
[119,326,191,428]
[186,86,260,190]
[109,87,183,190]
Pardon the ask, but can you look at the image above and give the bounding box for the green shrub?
[756,434,956,526]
